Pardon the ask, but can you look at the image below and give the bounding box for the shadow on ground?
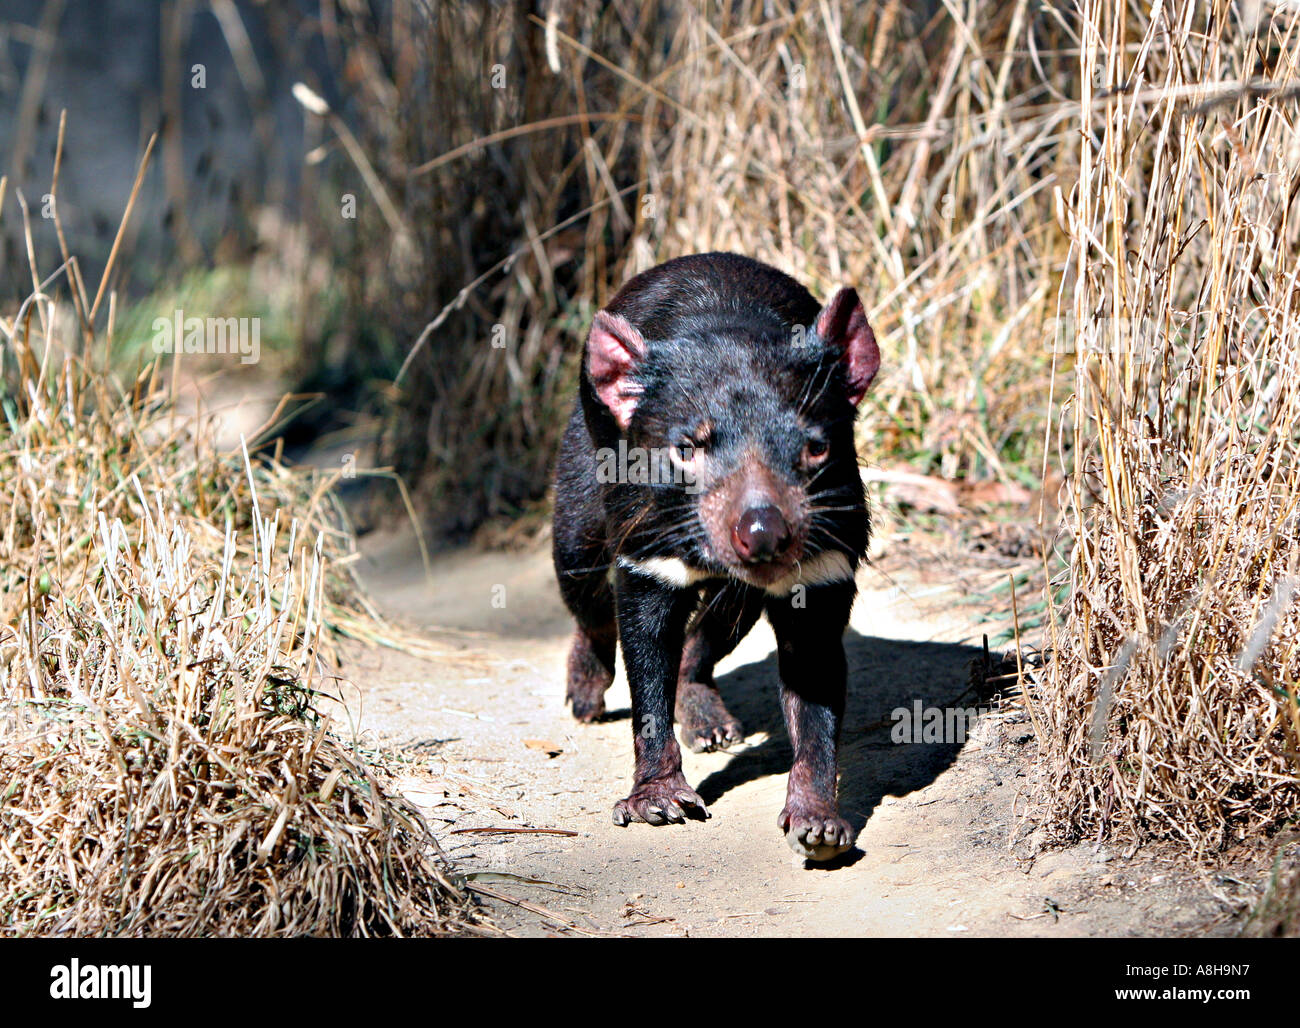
[602,631,988,839]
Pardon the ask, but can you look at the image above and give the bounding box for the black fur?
[551,252,878,861]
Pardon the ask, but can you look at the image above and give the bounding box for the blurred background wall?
[0,0,334,295]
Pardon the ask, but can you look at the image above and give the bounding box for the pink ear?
[815,286,880,406]
[586,310,646,430]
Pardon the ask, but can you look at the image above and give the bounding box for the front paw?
[778,805,855,862]
[613,774,710,826]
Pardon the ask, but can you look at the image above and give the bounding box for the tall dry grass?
[1036,0,1300,853]
[0,153,481,934]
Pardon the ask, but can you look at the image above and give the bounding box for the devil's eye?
[802,434,830,467]
[672,423,711,462]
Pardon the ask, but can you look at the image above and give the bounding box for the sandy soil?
[328,524,1253,937]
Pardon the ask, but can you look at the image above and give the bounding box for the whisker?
[807,523,857,555]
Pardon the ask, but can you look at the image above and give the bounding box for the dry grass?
[0,163,482,935]
[1033,0,1300,854]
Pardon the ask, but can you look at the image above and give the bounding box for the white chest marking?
[616,551,856,594]
[760,551,856,595]
[616,556,712,588]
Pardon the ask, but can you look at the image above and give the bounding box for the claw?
[613,775,711,826]
[779,805,855,862]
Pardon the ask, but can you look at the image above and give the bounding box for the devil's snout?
[730,504,791,564]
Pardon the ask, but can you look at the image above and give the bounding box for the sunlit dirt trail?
[338,525,1237,937]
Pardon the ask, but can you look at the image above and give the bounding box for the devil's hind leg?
[562,586,617,722]
[675,582,762,752]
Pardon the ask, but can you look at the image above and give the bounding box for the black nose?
[731,505,791,564]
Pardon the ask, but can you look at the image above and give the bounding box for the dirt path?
[336,525,1245,937]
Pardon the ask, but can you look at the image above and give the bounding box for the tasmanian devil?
[551,252,880,862]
